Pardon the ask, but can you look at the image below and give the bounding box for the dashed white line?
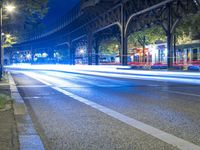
[17,85,48,88]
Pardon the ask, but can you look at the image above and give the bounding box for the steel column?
[87,32,93,65]
[121,4,128,66]
[167,3,173,69]
[94,39,99,65]
[173,34,177,64]
[69,43,75,65]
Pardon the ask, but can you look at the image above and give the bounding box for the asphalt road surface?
[11,70,200,150]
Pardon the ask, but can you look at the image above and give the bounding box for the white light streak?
[5,64,200,85]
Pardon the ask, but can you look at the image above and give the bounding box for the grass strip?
[0,94,12,109]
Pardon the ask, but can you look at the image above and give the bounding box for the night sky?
[43,0,79,25]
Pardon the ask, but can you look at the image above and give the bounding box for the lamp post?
[0,4,3,80]
[0,3,16,79]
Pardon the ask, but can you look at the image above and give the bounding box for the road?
[11,70,200,150]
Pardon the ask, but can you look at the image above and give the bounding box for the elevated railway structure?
[8,0,200,68]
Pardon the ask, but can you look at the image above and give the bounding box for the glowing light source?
[26,54,32,60]
[5,4,16,13]
[5,34,11,38]
[79,49,84,54]
[115,44,119,49]
[42,52,48,58]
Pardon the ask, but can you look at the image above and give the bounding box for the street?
[11,70,200,150]
[1,0,199,149]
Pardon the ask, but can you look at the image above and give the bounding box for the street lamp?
[0,4,16,79]
[5,4,16,13]
[5,34,11,38]
[79,48,85,64]
[115,44,119,49]
[80,49,84,55]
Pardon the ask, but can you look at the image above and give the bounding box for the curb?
[8,72,45,150]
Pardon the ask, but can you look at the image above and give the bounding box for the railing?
[80,0,100,10]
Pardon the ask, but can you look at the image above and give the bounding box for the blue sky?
[43,0,79,24]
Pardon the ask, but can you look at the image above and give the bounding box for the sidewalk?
[0,72,45,150]
[0,77,19,150]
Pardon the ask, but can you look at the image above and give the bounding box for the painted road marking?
[163,90,200,98]
[0,83,9,86]
[23,72,200,150]
[17,85,48,88]
[23,96,41,99]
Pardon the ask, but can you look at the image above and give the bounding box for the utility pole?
[0,4,3,79]
[0,3,16,79]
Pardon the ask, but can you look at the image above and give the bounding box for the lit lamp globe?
[80,49,84,54]
[5,4,16,13]
[6,34,11,38]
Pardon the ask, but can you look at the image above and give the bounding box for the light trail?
[6,64,200,85]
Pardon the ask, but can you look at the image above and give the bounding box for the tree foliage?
[128,26,166,49]
[128,12,200,47]
[176,13,200,44]
[2,35,17,48]
[2,0,49,43]
[19,0,48,28]
[99,38,120,55]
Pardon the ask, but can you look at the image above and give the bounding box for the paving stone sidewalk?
[0,78,19,150]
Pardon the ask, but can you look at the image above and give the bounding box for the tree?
[99,38,120,55]
[128,26,166,47]
[176,13,200,44]
[19,0,48,29]
[2,0,49,43]
[2,35,17,48]
[128,26,166,61]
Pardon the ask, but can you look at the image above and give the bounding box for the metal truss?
[10,0,200,67]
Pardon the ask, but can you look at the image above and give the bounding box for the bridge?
[7,0,200,68]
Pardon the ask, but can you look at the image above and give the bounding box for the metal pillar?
[87,32,93,65]
[121,3,128,66]
[69,43,75,65]
[9,50,12,65]
[142,36,146,63]
[173,34,176,64]
[167,3,173,69]
[48,48,54,61]
[94,39,99,65]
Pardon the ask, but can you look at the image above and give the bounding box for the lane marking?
[163,90,200,97]
[0,83,9,86]
[24,96,41,99]
[23,72,200,150]
[17,85,48,88]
